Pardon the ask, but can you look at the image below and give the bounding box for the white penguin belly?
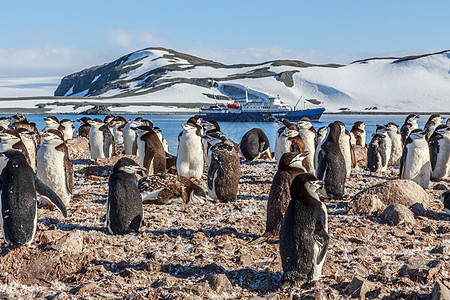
[339,136,352,175]
[37,145,71,206]
[275,136,292,166]
[403,142,430,189]
[177,134,203,179]
[207,170,219,200]
[89,130,105,159]
[432,140,450,178]
[301,132,316,174]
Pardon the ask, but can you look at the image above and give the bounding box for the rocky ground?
[0,138,449,299]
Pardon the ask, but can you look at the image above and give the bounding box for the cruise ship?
[196,94,325,122]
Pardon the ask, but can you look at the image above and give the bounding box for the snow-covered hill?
[1,48,449,114]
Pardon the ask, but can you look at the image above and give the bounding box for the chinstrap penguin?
[279,173,328,289]
[350,121,366,147]
[249,151,308,245]
[385,122,403,166]
[400,129,431,189]
[315,122,346,199]
[424,114,445,141]
[0,130,31,173]
[0,150,67,247]
[205,137,240,202]
[77,117,91,138]
[441,190,450,215]
[60,119,75,141]
[88,118,114,159]
[297,117,317,174]
[429,125,450,180]
[239,128,271,161]
[334,121,355,176]
[135,126,166,176]
[275,123,304,167]
[107,157,145,235]
[177,122,204,179]
[400,114,419,145]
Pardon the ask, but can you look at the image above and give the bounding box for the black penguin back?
[107,158,143,234]
[239,128,270,161]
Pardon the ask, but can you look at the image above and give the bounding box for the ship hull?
[196,108,325,122]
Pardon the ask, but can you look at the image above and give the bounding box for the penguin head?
[11,114,27,124]
[110,116,127,127]
[409,129,426,140]
[276,118,291,128]
[376,125,388,134]
[134,125,153,137]
[282,124,299,138]
[334,121,346,134]
[385,122,399,132]
[297,117,312,129]
[60,119,74,127]
[317,126,328,137]
[203,132,227,146]
[87,118,104,127]
[0,149,26,165]
[77,116,91,126]
[353,121,366,130]
[181,122,200,134]
[0,130,21,143]
[426,114,444,126]
[325,122,341,143]
[0,117,11,129]
[279,151,309,171]
[44,116,60,127]
[290,173,324,200]
[104,115,115,124]
[434,125,450,137]
[15,128,35,141]
[41,129,64,142]
[406,114,420,124]
[203,120,218,132]
[187,116,202,127]
[113,157,146,174]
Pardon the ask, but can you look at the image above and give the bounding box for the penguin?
[177,122,204,179]
[205,138,240,202]
[36,129,73,207]
[400,114,419,145]
[203,120,223,165]
[123,117,151,155]
[135,126,166,176]
[424,114,445,141]
[400,129,431,189]
[76,116,91,138]
[0,150,67,247]
[60,119,75,141]
[334,121,355,177]
[317,126,328,144]
[275,123,304,167]
[10,113,27,125]
[43,116,64,133]
[367,127,391,173]
[88,118,114,159]
[153,127,170,154]
[248,151,308,245]
[0,130,31,173]
[441,190,450,215]
[429,125,450,180]
[315,122,346,199]
[110,116,127,145]
[279,172,328,289]
[107,157,146,235]
[239,128,271,161]
[297,117,317,174]
[139,173,206,205]
[385,122,403,166]
[350,121,366,147]
[10,118,40,146]
[0,117,11,130]
[15,128,37,171]
[447,118,450,127]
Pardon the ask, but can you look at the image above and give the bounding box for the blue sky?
[0,0,448,77]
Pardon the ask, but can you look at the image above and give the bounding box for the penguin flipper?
[316,150,327,181]
[35,177,68,217]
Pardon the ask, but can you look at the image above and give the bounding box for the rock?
[82,105,111,115]
[399,259,443,284]
[67,137,90,159]
[431,281,450,300]
[238,254,253,266]
[206,274,233,293]
[381,204,415,226]
[39,230,66,244]
[50,230,84,255]
[352,145,368,168]
[95,155,140,167]
[345,276,375,298]
[377,265,396,282]
[348,180,428,215]
[190,281,211,296]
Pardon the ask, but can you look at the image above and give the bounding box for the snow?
[91,74,101,83]
[64,85,74,96]
[0,51,449,113]
[70,88,89,97]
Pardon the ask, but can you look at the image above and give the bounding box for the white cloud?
[106,27,165,49]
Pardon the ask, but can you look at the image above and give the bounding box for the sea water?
[2,113,448,155]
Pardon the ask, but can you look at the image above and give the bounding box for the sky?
[0,0,448,78]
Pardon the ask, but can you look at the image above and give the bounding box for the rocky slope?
[0,139,448,299]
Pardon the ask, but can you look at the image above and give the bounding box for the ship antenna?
[294,96,303,110]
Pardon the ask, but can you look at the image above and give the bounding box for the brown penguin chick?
[77,116,92,138]
[350,121,366,147]
[139,173,206,205]
[135,126,166,175]
[248,151,309,245]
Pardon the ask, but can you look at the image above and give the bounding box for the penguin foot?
[280,271,306,289]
